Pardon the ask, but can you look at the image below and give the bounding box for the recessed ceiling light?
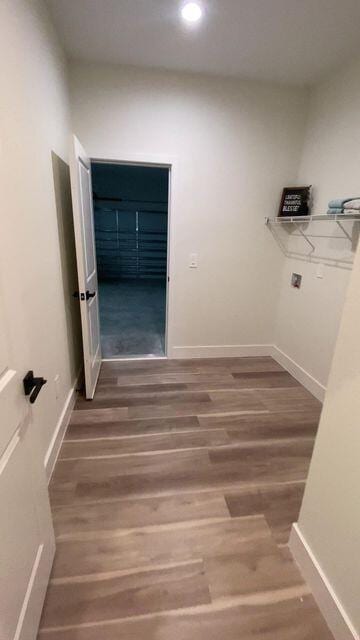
[181,2,203,23]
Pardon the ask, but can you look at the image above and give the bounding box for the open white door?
[0,290,55,640]
[69,135,101,399]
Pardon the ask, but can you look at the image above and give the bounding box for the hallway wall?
[69,61,309,357]
[0,0,79,469]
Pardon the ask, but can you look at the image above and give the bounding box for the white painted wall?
[291,232,360,639]
[69,61,308,356]
[0,0,79,467]
[274,57,360,390]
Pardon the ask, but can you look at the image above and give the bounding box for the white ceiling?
[47,0,360,86]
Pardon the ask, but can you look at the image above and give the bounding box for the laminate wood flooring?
[38,357,333,639]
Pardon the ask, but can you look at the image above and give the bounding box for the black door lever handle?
[73,291,96,301]
[23,371,47,404]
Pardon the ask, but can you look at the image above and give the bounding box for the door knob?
[23,371,47,404]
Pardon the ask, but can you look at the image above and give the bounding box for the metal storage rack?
[95,208,167,280]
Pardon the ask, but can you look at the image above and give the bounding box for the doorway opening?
[91,162,169,359]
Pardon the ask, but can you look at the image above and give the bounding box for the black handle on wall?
[23,371,47,404]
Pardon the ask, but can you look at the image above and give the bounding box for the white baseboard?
[44,375,80,482]
[271,346,326,402]
[170,344,273,359]
[169,343,326,401]
[289,524,358,640]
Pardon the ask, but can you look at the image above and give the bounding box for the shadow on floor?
[99,279,166,358]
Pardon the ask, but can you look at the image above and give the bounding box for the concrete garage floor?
[98,279,166,358]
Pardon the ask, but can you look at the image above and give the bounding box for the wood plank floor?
[38,357,333,639]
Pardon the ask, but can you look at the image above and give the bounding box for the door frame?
[90,151,177,360]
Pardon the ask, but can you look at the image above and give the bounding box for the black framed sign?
[278,186,311,217]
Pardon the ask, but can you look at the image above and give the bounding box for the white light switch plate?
[316,263,324,279]
[189,253,198,268]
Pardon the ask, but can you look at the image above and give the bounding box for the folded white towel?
[342,209,360,215]
[343,199,360,210]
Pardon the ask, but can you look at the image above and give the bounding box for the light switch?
[316,263,324,279]
[189,253,198,268]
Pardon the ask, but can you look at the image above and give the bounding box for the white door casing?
[0,290,55,640]
[89,151,175,358]
[69,135,101,399]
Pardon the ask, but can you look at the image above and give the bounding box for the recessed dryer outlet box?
[291,273,302,289]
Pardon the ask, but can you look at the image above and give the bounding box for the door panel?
[0,369,25,457]
[0,293,55,640]
[70,135,101,399]
[79,161,96,279]
[88,295,100,363]
[0,424,47,640]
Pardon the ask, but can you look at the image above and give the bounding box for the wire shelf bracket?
[265,213,360,264]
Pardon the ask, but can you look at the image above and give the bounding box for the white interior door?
[0,296,55,640]
[69,135,101,399]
